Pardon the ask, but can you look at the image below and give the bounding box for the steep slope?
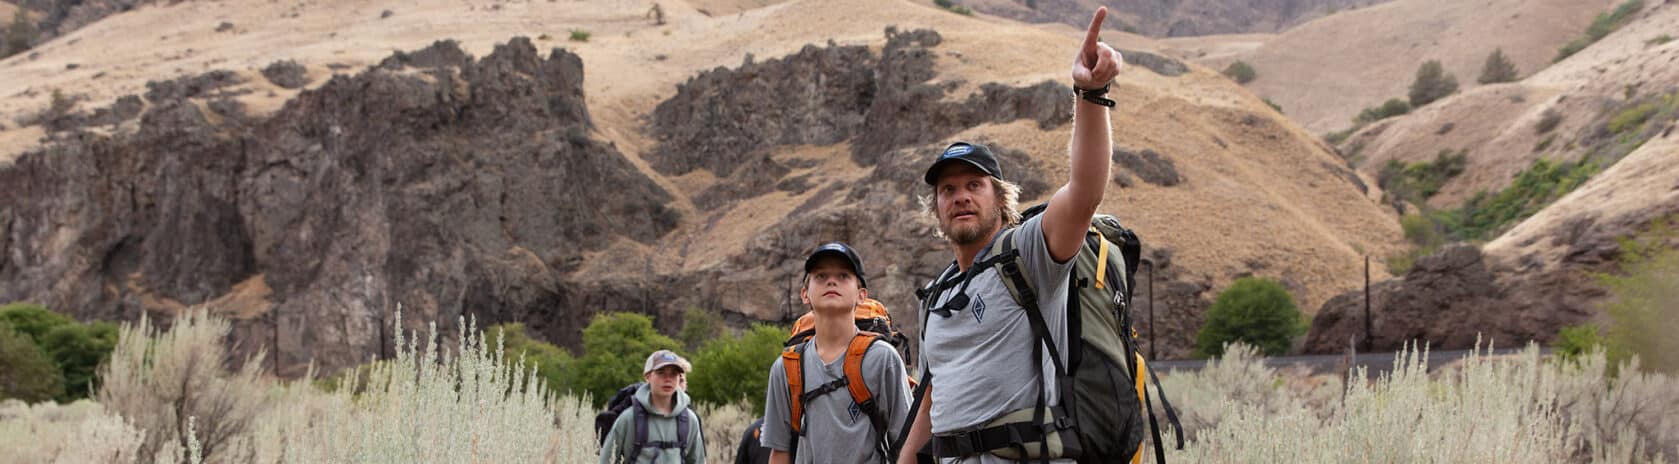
[0,0,1402,370]
[1165,0,1618,133]
[1304,3,1679,353]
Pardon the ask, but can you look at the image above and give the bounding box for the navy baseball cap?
[804,242,867,289]
[923,142,1003,185]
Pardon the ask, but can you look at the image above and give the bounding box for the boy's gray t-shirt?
[761,339,911,464]
[918,215,1075,462]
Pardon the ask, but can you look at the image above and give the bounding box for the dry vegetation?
[3,310,1675,463]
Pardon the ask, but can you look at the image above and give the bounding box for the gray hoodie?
[599,383,706,464]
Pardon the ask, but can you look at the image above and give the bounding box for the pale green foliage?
[1142,343,1679,462]
[695,400,756,462]
[97,310,269,462]
[0,399,144,463]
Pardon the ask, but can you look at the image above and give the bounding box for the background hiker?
[599,350,707,464]
[763,243,912,464]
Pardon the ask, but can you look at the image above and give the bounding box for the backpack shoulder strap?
[629,401,651,463]
[844,332,895,461]
[675,409,692,461]
[781,343,807,435]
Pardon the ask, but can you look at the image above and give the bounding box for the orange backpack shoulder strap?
[843,332,881,412]
[781,343,806,435]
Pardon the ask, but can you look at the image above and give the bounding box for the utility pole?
[1363,256,1372,352]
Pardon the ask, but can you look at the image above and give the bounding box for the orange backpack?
[780,298,907,462]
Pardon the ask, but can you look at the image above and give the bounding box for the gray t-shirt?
[918,215,1075,463]
[761,338,911,464]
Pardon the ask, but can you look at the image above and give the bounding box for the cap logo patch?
[943,145,973,158]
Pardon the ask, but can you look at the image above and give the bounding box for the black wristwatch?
[1074,83,1116,108]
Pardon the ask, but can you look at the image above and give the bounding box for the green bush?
[0,303,74,341]
[1223,61,1257,84]
[687,324,786,413]
[1648,34,1674,47]
[0,303,118,402]
[1377,149,1467,202]
[0,324,65,402]
[491,322,576,397]
[2,8,33,59]
[1595,217,1679,373]
[677,307,723,351]
[1556,0,1644,62]
[1477,48,1519,84]
[40,322,117,401]
[1454,157,1598,240]
[1263,98,1282,114]
[1408,60,1459,107]
[1608,102,1658,134]
[1355,98,1410,124]
[572,312,681,407]
[1551,324,1605,365]
[568,29,590,42]
[1194,277,1305,358]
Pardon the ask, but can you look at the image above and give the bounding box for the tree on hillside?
[1409,60,1459,107]
[1478,48,1519,84]
[1223,60,1257,84]
[2,8,33,59]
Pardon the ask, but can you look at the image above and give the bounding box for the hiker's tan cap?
[643,350,692,374]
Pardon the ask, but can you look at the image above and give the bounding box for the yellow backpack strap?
[1131,353,1152,464]
[1092,227,1111,289]
[782,345,806,434]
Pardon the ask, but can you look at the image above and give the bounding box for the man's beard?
[941,207,999,246]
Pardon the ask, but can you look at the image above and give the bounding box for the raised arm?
[1043,6,1122,262]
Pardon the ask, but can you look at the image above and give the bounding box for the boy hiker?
[599,350,706,464]
[762,243,912,464]
[896,6,1160,464]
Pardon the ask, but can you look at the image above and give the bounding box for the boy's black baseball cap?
[804,242,867,288]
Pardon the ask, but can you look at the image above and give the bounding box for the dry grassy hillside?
[0,0,1402,361]
[1348,1,1679,207]
[1165,0,1617,134]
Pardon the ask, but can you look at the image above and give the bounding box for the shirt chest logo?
[971,296,986,323]
[847,402,862,423]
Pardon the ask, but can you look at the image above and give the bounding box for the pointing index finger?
[1082,7,1108,63]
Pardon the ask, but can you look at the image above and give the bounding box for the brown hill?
[961,0,1395,38]
[1165,0,1619,134]
[1304,2,1679,353]
[0,0,1401,371]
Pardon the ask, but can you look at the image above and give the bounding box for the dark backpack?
[897,205,1183,464]
[595,382,700,463]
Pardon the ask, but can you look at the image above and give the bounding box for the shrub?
[492,322,577,396]
[688,324,785,414]
[0,399,144,462]
[2,8,32,59]
[1535,108,1563,134]
[1595,217,1679,373]
[568,29,590,42]
[1556,0,1645,62]
[1194,277,1304,357]
[0,303,117,402]
[1377,149,1468,203]
[1608,102,1658,134]
[0,303,74,340]
[1408,60,1459,107]
[1222,61,1257,84]
[1552,324,1604,365]
[1355,98,1410,124]
[695,400,757,461]
[1648,34,1674,47]
[1262,98,1281,114]
[1477,48,1519,84]
[678,306,723,351]
[0,325,64,403]
[98,310,269,461]
[572,312,681,407]
[933,0,972,15]
[39,321,117,401]
[1454,157,1598,240]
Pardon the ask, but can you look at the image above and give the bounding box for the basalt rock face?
[650,29,1073,209]
[0,38,677,374]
